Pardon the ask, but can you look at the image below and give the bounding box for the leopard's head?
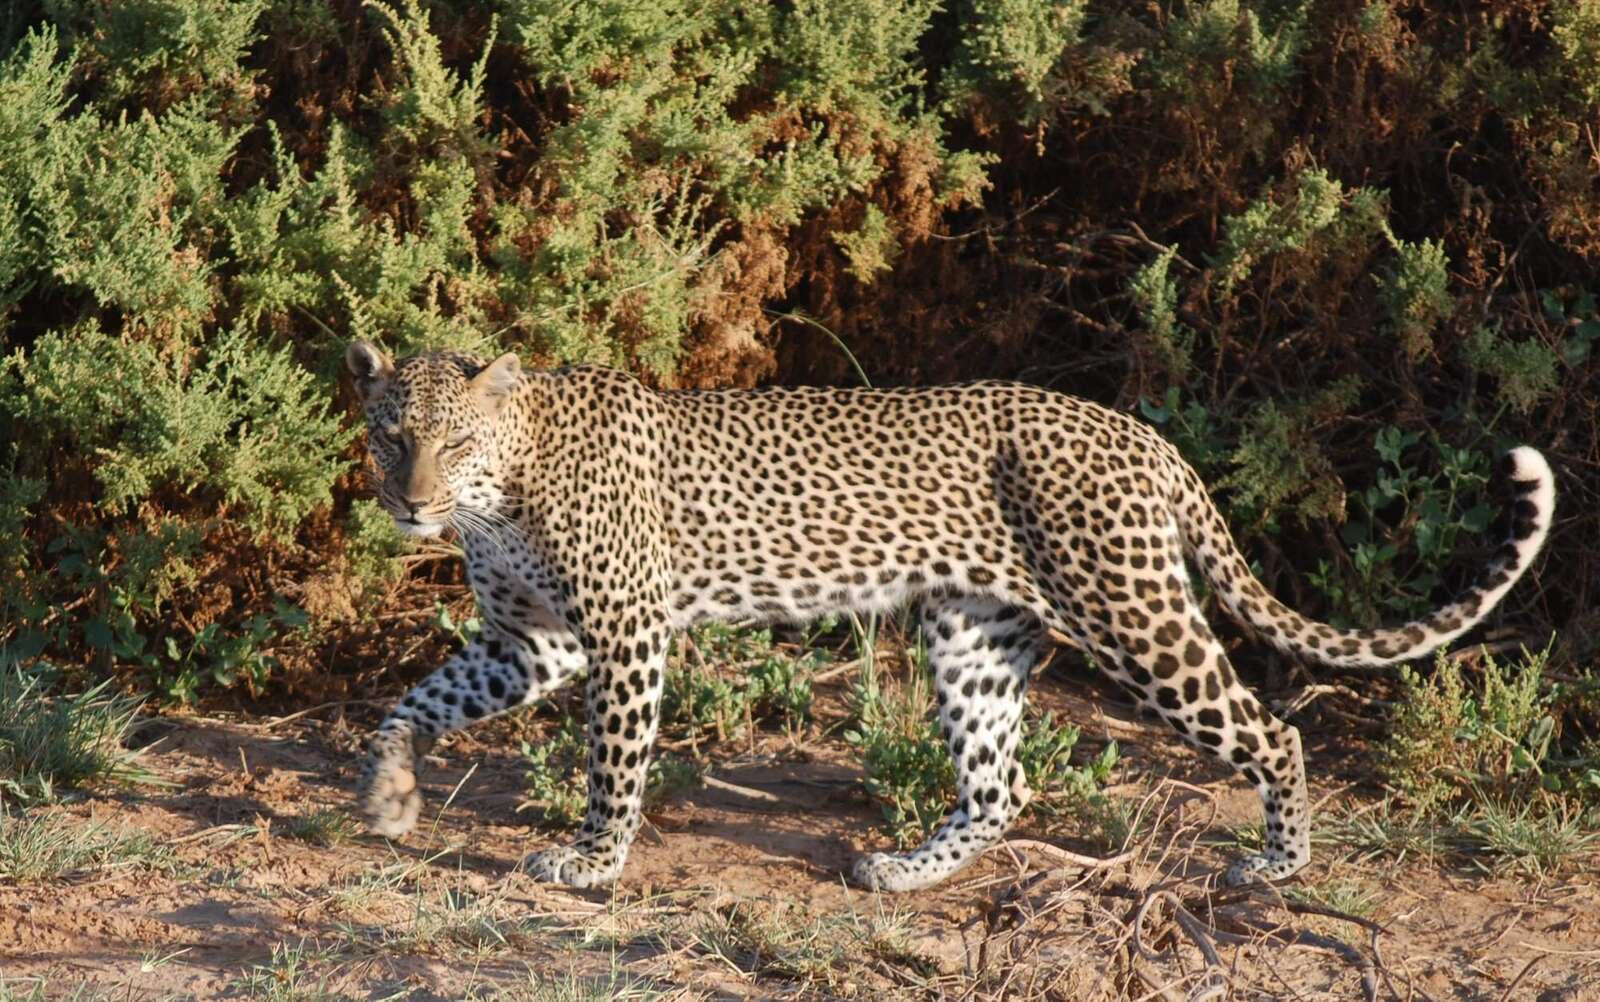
[345,341,521,538]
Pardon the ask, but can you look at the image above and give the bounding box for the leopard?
[342,340,1554,892]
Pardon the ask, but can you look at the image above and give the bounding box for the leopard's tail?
[1173,446,1554,668]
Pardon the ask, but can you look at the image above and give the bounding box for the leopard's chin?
[395,518,445,538]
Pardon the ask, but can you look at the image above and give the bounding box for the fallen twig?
[701,774,786,804]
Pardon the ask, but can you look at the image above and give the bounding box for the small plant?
[231,940,342,1002]
[1128,247,1194,381]
[1461,322,1561,416]
[282,808,359,848]
[329,853,546,958]
[494,969,667,1002]
[0,656,144,803]
[688,899,928,993]
[408,885,545,955]
[341,499,409,591]
[1139,388,1228,476]
[746,652,815,730]
[847,633,1119,845]
[1218,377,1363,529]
[844,636,952,846]
[1332,799,1454,865]
[1459,796,1600,878]
[1016,710,1118,810]
[645,754,703,806]
[1336,646,1600,875]
[154,600,310,704]
[660,661,748,740]
[1016,710,1127,846]
[1333,795,1600,877]
[432,603,482,646]
[1377,236,1452,360]
[1288,877,1378,918]
[1066,789,1137,852]
[1541,287,1600,367]
[1382,647,1570,812]
[662,625,821,739]
[519,714,588,826]
[692,901,840,984]
[1208,169,1370,297]
[832,205,899,284]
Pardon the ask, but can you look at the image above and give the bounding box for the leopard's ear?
[345,341,394,404]
[471,351,522,414]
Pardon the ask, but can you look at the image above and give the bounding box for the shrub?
[661,625,821,738]
[0,0,1591,731]
[0,808,173,881]
[1342,647,1600,875]
[1309,429,1493,625]
[1381,647,1595,814]
[944,0,1090,122]
[844,644,951,846]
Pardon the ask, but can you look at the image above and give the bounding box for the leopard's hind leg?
[852,597,1044,892]
[1084,576,1311,884]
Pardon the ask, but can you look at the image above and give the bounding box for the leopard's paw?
[851,852,942,892]
[1225,851,1306,886]
[524,842,625,889]
[357,721,424,839]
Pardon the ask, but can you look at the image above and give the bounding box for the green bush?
[1382,648,1597,813]
[661,625,821,738]
[942,0,1089,122]
[0,0,1013,699]
[519,713,588,826]
[1310,429,1494,625]
[0,0,1591,726]
[1341,648,1600,875]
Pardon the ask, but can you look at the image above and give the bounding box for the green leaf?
[1540,289,1565,319]
[1095,740,1120,774]
[83,618,114,650]
[1139,388,1180,424]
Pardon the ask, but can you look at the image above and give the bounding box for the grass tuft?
[689,899,928,993]
[0,657,145,804]
[0,808,172,882]
[282,808,360,848]
[483,968,671,1002]
[230,940,343,1002]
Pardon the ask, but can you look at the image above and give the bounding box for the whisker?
[459,502,519,529]
[450,508,513,561]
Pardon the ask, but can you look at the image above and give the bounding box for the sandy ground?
[3,668,1598,1000]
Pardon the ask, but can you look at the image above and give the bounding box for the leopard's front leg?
[524,608,671,890]
[358,624,586,839]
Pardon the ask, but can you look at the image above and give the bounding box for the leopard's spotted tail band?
[1178,446,1554,668]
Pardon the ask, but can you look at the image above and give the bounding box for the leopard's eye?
[380,426,405,448]
[444,433,473,451]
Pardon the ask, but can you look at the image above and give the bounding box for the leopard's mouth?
[385,501,453,538]
[395,516,446,538]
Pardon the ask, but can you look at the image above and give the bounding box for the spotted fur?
[343,342,1555,891]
